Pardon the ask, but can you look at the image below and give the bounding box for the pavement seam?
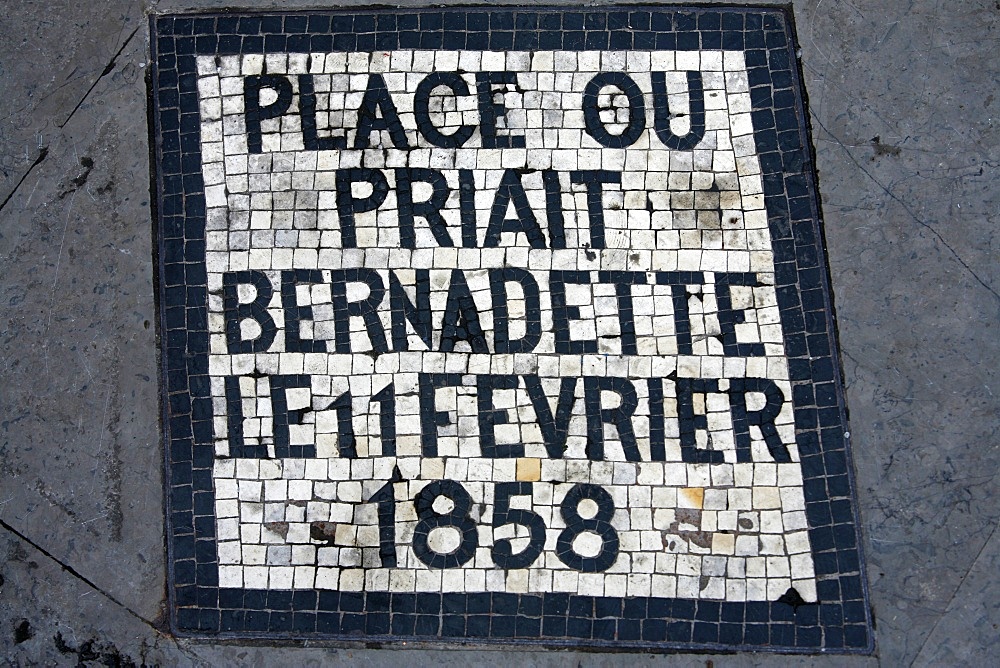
[0,516,158,630]
[910,517,999,666]
[808,109,1000,305]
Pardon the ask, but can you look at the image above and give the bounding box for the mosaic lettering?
[153,9,871,650]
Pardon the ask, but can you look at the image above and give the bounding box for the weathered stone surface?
[0,0,996,664]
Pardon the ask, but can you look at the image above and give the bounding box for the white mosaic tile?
[196,49,816,602]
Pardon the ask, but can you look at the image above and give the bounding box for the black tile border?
[150,5,874,652]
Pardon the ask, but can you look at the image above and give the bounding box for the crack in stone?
[0,22,141,215]
[58,25,141,130]
[0,147,48,214]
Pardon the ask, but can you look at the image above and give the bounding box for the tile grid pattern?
[152,8,872,652]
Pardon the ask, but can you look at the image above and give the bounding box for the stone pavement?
[0,1,997,665]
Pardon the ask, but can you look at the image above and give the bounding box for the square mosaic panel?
[151,7,873,652]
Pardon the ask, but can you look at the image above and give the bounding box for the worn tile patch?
[151,7,872,652]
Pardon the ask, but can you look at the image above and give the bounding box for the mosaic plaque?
[151,7,872,651]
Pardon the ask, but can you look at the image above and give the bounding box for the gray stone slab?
[0,0,997,664]
[0,20,162,620]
